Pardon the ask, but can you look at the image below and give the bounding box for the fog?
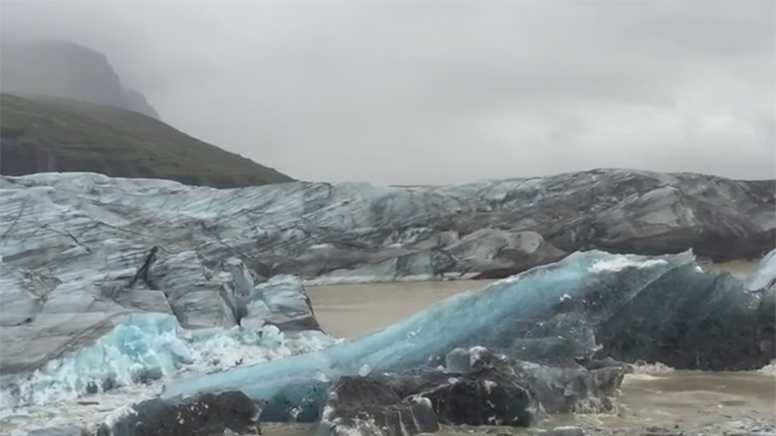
[1,0,774,184]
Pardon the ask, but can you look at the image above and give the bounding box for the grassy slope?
[0,93,293,187]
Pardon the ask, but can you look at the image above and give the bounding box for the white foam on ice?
[629,361,675,375]
[184,324,336,373]
[0,383,159,435]
[757,360,776,377]
[747,248,776,291]
[589,257,668,273]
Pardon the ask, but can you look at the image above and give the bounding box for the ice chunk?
[445,348,472,373]
[240,275,320,330]
[1,313,336,409]
[163,250,718,420]
[747,248,776,291]
[163,250,773,421]
[1,314,186,408]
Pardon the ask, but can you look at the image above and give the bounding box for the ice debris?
[0,313,335,409]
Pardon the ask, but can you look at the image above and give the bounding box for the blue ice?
[162,250,696,421]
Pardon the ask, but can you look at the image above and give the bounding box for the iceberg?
[163,250,774,421]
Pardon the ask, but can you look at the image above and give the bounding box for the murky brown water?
[702,259,758,280]
[613,371,775,427]
[308,279,494,338]
[301,272,775,435]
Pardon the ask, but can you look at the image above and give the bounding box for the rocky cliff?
[1,41,159,118]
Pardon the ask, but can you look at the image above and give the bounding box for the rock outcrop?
[319,347,625,436]
[321,377,440,436]
[105,391,262,436]
[1,41,160,118]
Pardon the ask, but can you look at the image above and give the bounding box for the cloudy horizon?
[1,0,774,184]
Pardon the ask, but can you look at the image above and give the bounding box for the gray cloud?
[2,0,774,184]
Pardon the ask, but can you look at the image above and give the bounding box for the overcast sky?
[1,0,774,184]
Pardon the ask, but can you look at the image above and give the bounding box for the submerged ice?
[163,250,775,421]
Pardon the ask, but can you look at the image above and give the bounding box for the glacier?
[1,170,772,378]
[0,170,772,291]
[0,170,773,434]
[161,250,775,422]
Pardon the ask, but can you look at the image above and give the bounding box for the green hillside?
[0,93,293,187]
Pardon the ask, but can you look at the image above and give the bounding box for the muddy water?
[702,259,758,280]
[308,280,494,338]
[608,371,776,430]
[301,274,775,435]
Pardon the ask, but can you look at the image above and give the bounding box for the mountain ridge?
[0,93,293,187]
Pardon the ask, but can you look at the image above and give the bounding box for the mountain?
[0,41,159,118]
[0,93,293,187]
